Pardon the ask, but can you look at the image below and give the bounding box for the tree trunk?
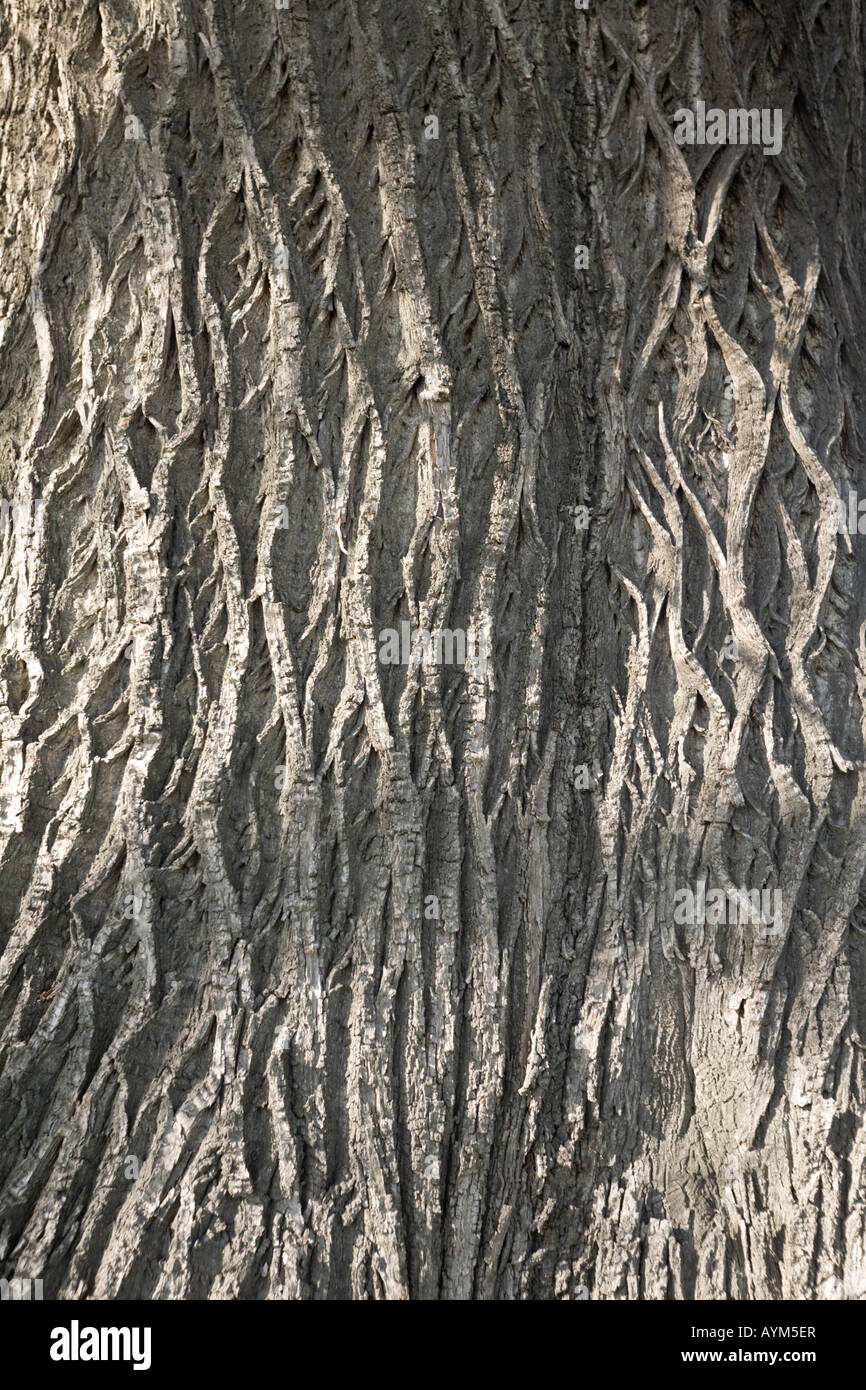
[0,0,864,1301]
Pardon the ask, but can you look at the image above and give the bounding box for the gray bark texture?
[0,0,864,1301]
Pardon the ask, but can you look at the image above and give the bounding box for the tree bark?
[0,0,864,1300]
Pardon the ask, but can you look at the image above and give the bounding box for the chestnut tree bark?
[0,0,864,1299]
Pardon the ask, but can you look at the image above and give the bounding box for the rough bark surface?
[0,0,864,1300]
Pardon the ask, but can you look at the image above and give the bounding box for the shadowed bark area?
[0,0,864,1299]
